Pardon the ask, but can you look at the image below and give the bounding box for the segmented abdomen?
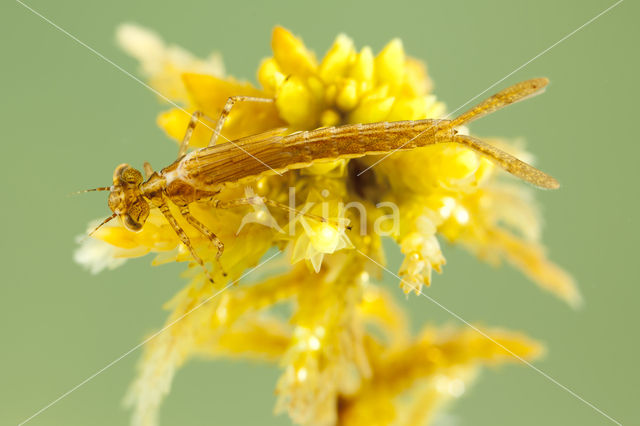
[171,119,452,190]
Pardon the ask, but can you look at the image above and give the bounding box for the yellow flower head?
[74,25,577,426]
[259,27,445,130]
[290,200,353,272]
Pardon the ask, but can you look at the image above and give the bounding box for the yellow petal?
[157,108,212,148]
[350,47,374,88]
[181,73,284,142]
[213,317,291,360]
[291,233,311,265]
[491,229,582,307]
[320,109,341,127]
[348,93,395,124]
[309,222,341,253]
[375,39,405,89]
[319,34,355,83]
[271,26,317,78]
[475,156,497,184]
[257,57,287,96]
[182,73,264,113]
[448,148,481,181]
[275,76,321,129]
[335,79,359,112]
[402,57,432,97]
[117,24,225,104]
[358,286,410,345]
[387,97,429,121]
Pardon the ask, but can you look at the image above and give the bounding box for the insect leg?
[209,96,274,147]
[177,111,206,158]
[179,205,228,277]
[157,200,216,283]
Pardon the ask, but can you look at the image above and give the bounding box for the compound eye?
[121,168,143,185]
[123,214,143,232]
[122,198,149,232]
[108,191,123,213]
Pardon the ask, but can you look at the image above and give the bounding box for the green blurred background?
[1,0,637,424]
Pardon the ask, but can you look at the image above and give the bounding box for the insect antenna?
[69,186,112,196]
[88,213,117,236]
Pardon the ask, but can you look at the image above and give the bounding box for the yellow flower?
[116,24,225,103]
[338,327,542,425]
[288,191,353,272]
[74,24,577,426]
[260,27,445,129]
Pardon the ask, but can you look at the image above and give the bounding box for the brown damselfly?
[84,77,556,281]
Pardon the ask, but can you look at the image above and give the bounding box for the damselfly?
[84,78,556,280]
